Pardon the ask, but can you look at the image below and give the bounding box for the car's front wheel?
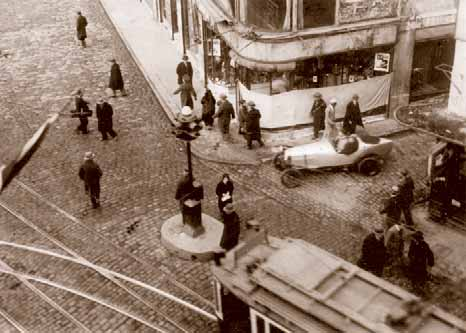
[281,169,303,188]
[358,156,381,176]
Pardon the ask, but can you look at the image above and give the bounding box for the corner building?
[148,0,458,140]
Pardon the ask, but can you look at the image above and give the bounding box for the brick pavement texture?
[0,0,465,331]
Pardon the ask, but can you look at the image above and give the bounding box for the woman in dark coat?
[109,59,127,97]
[174,75,197,109]
[201,89,216,128]
[216,173,234,214]
[220,203,240,251]
[343,94,364,135]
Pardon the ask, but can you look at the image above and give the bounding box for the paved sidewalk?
[99,0,408,166]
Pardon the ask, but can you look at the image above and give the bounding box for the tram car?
[211,227,466,333]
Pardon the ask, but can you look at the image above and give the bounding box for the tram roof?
[212,231,466,333]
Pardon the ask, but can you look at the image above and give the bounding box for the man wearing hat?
[380,186,402,230]
[213,94,235,140]
[358,226,386,276]
[96,97,117,141]
[176,55,193,85]
[310,92,326,139]
[245,100,264,149]
[220,203,240,251]
[238,99,248,135]
[78,152,103,209]
[174,75,197,109]
[73,89,91,134]
[408,231,434,294]
[109,59,127,98]
[343,94,364,135]
[398,169,415,225]
[323,97,338,144]
[76,11,88,48]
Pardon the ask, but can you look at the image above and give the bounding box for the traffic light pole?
[186,141,193,183]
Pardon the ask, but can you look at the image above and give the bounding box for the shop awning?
[193,0,231,25]
[229,50,296,72]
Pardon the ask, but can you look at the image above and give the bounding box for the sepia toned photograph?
[0,0,465,332]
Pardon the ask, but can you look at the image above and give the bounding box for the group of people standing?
[310,92,364,143]
[358,170,435,295]
[174,55,264,149]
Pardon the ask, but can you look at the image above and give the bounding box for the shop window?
[246,0,291,31]
[302,0,336,28]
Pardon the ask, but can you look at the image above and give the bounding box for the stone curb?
[98,0,261,167]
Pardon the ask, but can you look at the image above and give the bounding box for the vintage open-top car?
[274,130,393,188]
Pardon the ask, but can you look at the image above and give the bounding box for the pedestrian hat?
[247,100,255,107]
[313,92,322,98]
[239,99,246,104]
[391,186,400,195]
[84,152,95,160]
[182,55,189,60]
[181,106,193,117]
[413,230,424,240]
[98,97,104,103]
[401,169,409,176]
[374,226,384,234]
[329,97,337,104]
[223,203,235,214]
[352,94,359,100]
[219,93,227,100]
[109,58,116,62]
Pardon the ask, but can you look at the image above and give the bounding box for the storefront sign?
[374,53,390,72]
[338,0,398,24]
[416,13,456,29]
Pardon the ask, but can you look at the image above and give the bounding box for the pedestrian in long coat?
[176,55,193,85]
[109,59,127,97]
[76,11,88,48]
[343,94,364,135]
[399,169,415,225]
[245,100,264,149]
[74,90,90,134]
[220,203,240,251]
[214,94,235,139]
[357,227,386,276]
[78,152,103,209]
[174,75,197,109]
[380,186,402,230]
[201,89,216,128]
[323,98,338,144]
[310,92,326,139]
[408,231,434,294]
[96,97,117,141]
[216,173,234,215]
[238,99,248,135]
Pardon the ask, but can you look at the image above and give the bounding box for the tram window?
[250,309,290,333]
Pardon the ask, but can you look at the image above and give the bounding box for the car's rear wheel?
[358,156,381,176]
[281,169,303,188]
[273,151,287,171]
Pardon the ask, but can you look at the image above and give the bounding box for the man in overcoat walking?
[408,231,434,295]
[399,169,415,225]
[79,152,103,209]
[174,74,197,109]
[213,94,235,140]
[176,55,193,85]
[343,94,364,135]
[310,92,326,139]
[238,99,248,135]
[74,89,90,134]
[200,88,216,128]
[220,203,240,251]
[76,11,88,48]
[358,226,386,276]
[96,97,117,141]
[109,59,127,97]
[245,100,264,149]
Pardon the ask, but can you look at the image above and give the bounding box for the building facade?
[150,0,458,138]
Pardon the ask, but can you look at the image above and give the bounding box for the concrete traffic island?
[161,213,224,261]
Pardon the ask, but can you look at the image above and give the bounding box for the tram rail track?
[0,180,218,332]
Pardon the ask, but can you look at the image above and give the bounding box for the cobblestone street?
[1,0,465,331]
